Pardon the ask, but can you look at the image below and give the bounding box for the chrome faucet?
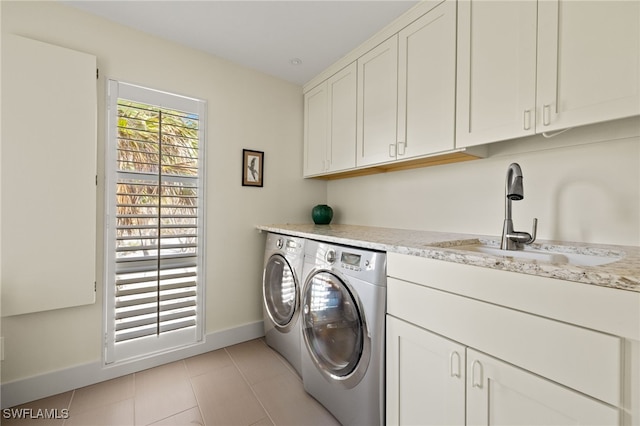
[500,163,538,250]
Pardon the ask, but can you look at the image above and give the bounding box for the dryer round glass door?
[302,271,370,387]
[263,254,299,331]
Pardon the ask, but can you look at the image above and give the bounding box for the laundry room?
[1,0,639,425]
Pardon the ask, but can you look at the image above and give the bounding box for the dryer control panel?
[311,241,386,285]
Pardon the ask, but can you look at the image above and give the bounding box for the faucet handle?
[527,218,538,244]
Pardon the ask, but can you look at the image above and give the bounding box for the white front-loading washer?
[262,232,305,376]
[300,239,387,426]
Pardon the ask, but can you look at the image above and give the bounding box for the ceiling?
[63,1,419,86]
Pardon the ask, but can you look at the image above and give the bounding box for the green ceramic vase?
[312,204,333,225]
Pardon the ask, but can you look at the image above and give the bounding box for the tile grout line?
[182,359,207,426]
[62,389,76,426]
[132,370,137,425]
[140,360,201,426]
[223,344,277,426]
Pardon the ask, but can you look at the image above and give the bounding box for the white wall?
[0,1,325,385]
[329,117,640,246]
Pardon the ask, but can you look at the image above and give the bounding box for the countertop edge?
[257,224,640,293]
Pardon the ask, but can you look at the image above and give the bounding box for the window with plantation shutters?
[105,80,206,364]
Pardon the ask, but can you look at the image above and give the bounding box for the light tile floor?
[3,339,340,426]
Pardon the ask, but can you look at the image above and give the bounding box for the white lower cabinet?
[386,253,630,426]
[466,348,618,426]
[387,316,465,425]
[387,316,618,426]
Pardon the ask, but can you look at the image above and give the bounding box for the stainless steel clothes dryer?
[300,240,387,426]
[262,233,305,376]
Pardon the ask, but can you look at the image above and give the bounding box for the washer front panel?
[302,270,371,387]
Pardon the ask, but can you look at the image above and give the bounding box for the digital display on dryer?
[341,252,361,267]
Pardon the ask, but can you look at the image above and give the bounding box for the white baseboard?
[1,321,264,409]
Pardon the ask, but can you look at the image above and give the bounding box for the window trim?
[104,79,207,365]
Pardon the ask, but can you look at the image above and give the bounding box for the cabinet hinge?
[96,68,99,79]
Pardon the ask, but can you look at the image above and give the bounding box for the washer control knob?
[326,249,337,264]
[276,238,284,249]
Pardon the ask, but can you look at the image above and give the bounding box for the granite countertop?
[256,224,640,293]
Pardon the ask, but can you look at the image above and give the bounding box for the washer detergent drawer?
[387,278,622,407]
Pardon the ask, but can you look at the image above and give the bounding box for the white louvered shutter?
[105,80,206,364]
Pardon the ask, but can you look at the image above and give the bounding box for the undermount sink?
[455,243,623,267]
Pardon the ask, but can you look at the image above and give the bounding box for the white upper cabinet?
[327,63,357,173]
[457,0,640,147]
[397,0,457,159]
[303,1,488,178]
[356,35,399,167]
[303,82,328,176]
[303,63,357,177]
[456,0,538,147]
[537,0,640,133]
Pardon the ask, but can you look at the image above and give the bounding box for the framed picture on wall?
[242,149,264,187]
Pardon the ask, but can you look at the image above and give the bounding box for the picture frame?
[242,149,264,187]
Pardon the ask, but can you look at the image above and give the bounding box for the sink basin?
[455,243,623,267]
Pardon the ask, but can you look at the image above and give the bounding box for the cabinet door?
[357,35,399,167]
[456,0,537,147]
[327,62,357,172]
[466,349,619,426]
[537,1,640,132]
[303,81,328,176]
[387,316,465,426]
[398,0,456,158]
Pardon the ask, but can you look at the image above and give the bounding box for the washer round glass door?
[263,254,299,331]
[302,270,369,386]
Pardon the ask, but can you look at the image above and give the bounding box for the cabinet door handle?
[397,141,406,156]
[523,109,531,131]
[543,104,551,126]
[449,351,461,378]
[471,360,483,389]
[389,143,396,158]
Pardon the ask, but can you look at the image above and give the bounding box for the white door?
[357,35,399,167]
[327,62,357,173]
[466,349,620,426]
[386,316,466,426]
[397,0,456,158]
[456,0,537,147]
[536,0,640,132]
[303,82,328,176]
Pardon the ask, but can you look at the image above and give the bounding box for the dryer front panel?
[263,254,299,331]
[302,270,371,388]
